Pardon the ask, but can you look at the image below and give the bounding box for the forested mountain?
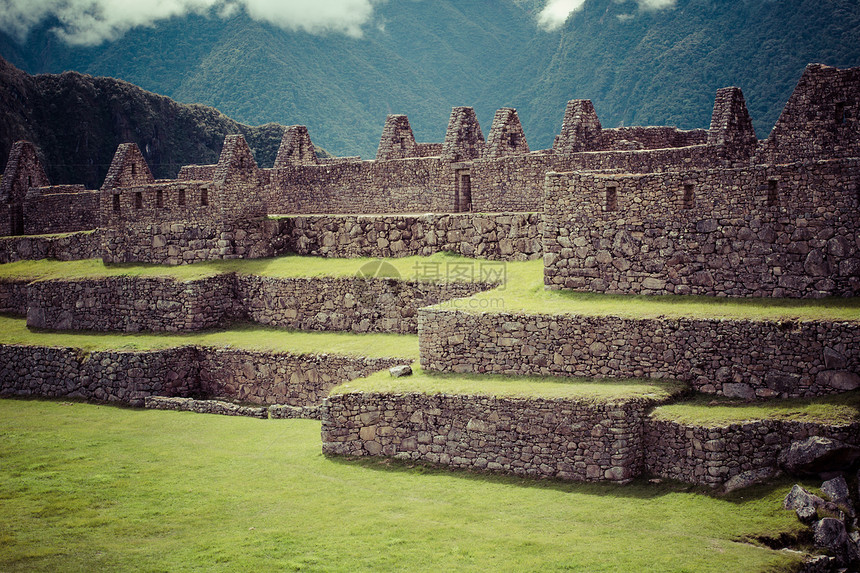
[0,57,313,189]
[2,0,860,180]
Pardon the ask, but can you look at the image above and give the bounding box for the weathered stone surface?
[779,437,860,475]
[389,364,413,378]
[722,467,777,493]
[813,518,848,553]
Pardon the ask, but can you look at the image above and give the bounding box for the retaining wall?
[273,213,542,261]
[418,308,860,398]
[25,274,238,332]
[0,344,198,405]
[0,342,406,409]
[20,273,495,334]
[237,275,494,335]
[198,349,402,405]
[0,230,102,263]
[644,418,860,487]
[322,392,648,482]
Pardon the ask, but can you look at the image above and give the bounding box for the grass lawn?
[463,259,860,322]
[0,252,498,284]
[0,315,419,360]
[651,391,860,427]
[0,399,809,572]
[332,366,687,404]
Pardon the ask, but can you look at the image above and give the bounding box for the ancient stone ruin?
[1,63,859,534]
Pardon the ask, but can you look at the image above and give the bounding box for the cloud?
[636,0,676,9]
[0,0,383,46]
[536,0,586,31]
[536,0,676,31]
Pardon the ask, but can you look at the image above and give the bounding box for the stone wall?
[544,158,860,298]
[0,279,29,314]
[101,217,276,265]
[0,344,198,406]
[273,212,542,260]
[0,341,407,409]
[238,275,495,334]
[418,308,860,398]
[760,64,860,163]
[322,391,647,482]
[26,274,238,332]
[0,230,102,263]
[23,187,100,235]
[18,272,495,334]
[644,418,860,487]
[198,349,402,405]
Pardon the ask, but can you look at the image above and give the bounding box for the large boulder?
[821,475,854,516]
[778,437,860,475]
[783,484,828,523]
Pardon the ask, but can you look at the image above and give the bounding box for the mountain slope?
[0,56,298,189]
[2,0,860,161]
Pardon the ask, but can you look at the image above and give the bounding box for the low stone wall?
[322,392,647,482]
[0,230,102,263]
[418,308,860,398]
[26,274,237,332]
[144,396,269,418]
[101,219,275,265]
[644,418,860,487]
[273,212,542,261]
[23,189,100,235]
[0,279,29,314]
[238,275,494,334]
[0,342,406,410]
[198,348,403,405]
[0,345,198,406]
[19,271,495,334]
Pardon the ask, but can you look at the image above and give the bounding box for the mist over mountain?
[2,0,860,176]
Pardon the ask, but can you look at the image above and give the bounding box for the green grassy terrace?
[0,315,419,360]
[1,255,858,321]
[0,399,810,572]
[332,366,686,404]
[651,391,860,427]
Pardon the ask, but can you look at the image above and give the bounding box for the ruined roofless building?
[0,62,857,297]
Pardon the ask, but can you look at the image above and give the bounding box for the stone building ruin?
[1,62,859,492]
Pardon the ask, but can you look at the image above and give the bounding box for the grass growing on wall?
[0,253,501,284]
[651,391,860,427]
[0,399,808,573]
[0,315,419,359]
[459,259,860,322]
[331,365,686,404]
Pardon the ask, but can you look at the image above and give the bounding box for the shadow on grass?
[323,451,797,505]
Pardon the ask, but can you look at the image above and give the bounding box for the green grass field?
[332,366,687,404]
[0,399,810,573]
[0,315,419,359]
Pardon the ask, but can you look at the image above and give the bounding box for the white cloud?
[536,0,676,31]
[636,0,676,9]
[536,0,586,31]
[0,0,383,46]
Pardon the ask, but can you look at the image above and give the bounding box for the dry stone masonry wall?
[544,159,860,298]
[418,308,860,399]
[0,342,404,411]
[322,392,648,482]
[16,272,496,334]
[644,418,860,487]
[274,212,542,260]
